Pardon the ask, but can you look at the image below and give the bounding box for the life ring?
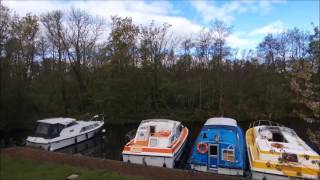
[271,143,283,149]
[197,142,208,154]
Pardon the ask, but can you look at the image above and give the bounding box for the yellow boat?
[246,120,320,180]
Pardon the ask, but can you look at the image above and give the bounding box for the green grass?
[1,156,143,180]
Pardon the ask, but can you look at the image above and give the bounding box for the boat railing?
[249,120,284,128]
[90,114,105,122]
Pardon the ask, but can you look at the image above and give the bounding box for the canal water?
[1,119,319,169]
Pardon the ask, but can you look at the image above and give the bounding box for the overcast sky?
[2,0,319,51]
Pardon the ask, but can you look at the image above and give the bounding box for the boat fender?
[47,146,51,151]
[142,157,147,166]
[75,137,77,144]
[197,142,208,154]
[86,133,89,139]
[163,163,166,168]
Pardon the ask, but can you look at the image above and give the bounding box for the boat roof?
[141,119,180,125]
[204,117,237,127]
[254,125,319,156]
[139,119,180,130]
[37,117,76,125]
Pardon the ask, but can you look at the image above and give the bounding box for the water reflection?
[57,135,106,158]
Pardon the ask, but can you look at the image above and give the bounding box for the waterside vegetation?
[0,4,319,136]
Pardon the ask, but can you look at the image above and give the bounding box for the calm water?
[1,119,319,169]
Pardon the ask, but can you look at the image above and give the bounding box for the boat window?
[150,126,155,135]
[223,149,235,162]
[282,153,298,163]
[51,124,65,137]
[80,123,99,132]
[170,135,175,142]
[35,123,51,137]
[149,138,158,147]
[272,132,286,142]
[209,145,218,156]
[34,123,64,139]
[267,127,287,143]
[67,122,77,127]
[202,133,207,138]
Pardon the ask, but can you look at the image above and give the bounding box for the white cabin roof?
[37,117,75,125]
[204,117,237,127]
[140,119,180,130]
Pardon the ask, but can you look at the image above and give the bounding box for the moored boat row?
[26,116,320,179]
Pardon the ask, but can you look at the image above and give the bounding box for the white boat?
[122,119,189,168]
[246,120,320,180]
[26,115,104,151]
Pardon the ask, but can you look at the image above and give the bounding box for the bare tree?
[65,8,104,110]
[66,8,103,71]
[209,20,232,65]
[139,21,171,110]
[41,10,65,70]
[195,29,211,66]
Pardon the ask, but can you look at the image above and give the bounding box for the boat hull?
[246,127,320,180]
[250,170,312,180]
[26,128,101,151]
[190,164,244,176]
[122,137,187,168]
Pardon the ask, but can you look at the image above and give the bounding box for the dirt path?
[1,147,243,180]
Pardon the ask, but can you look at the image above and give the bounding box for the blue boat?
[188,117,246,176]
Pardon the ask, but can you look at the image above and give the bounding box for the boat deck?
[246,126,320,179]
[255,126,318,156]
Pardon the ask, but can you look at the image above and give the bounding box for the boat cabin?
[133,119,183,148]
[33,118,77,139]
[188,117,246,175]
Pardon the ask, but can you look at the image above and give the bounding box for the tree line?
[0,4,319,134]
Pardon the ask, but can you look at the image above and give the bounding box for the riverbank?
[1,156,141,180]
[1,147,243,180]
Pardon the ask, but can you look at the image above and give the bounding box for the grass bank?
[0,156,142,180]
[1,147,240,180]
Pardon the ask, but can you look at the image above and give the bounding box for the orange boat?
[122,119,189,168]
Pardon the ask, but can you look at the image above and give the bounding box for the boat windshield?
[34,123,65,139]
